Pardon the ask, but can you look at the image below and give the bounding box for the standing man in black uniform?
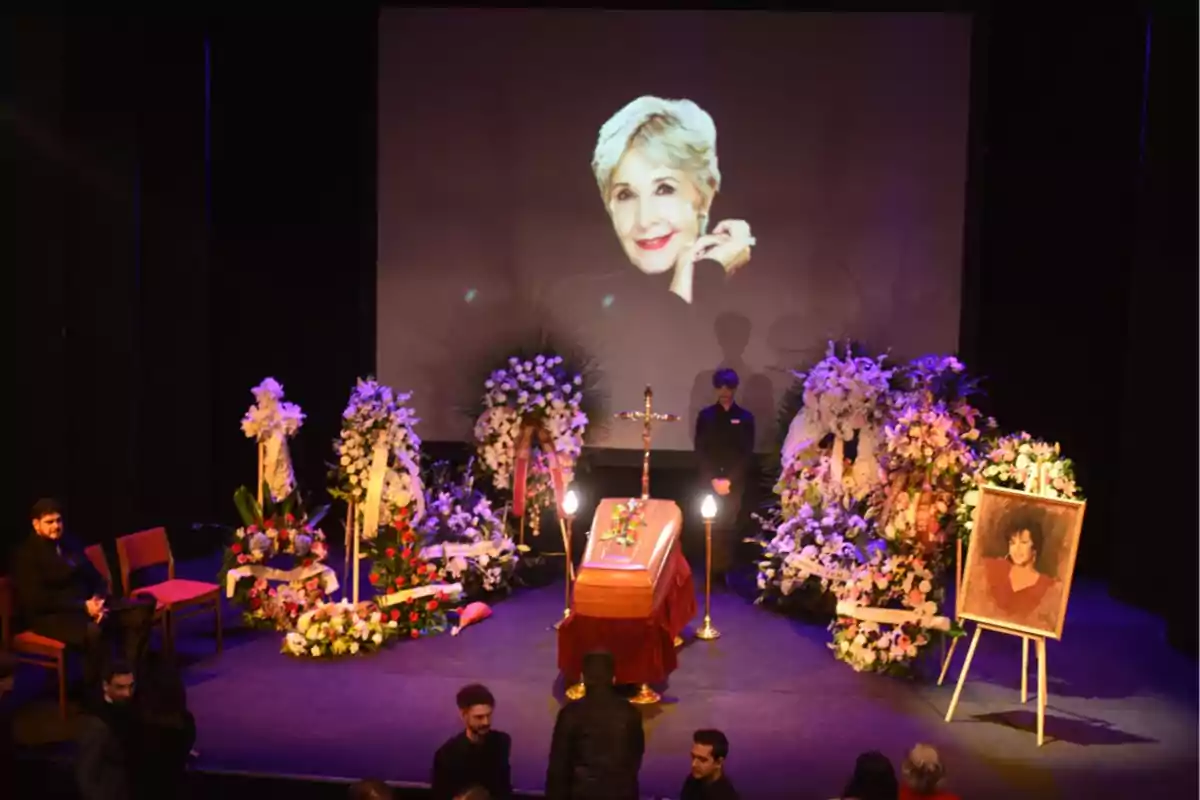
[693,369,755,578]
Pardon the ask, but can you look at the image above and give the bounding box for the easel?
[343,500,357,601]
[943,620,1049,746]
[940,466,1068,748]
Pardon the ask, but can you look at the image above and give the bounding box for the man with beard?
[12,499,155,691]
[546,650,645,800]
[75,660,138,800]
[431,684,512,799]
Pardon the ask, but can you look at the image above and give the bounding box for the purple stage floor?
[11,555,1198,799]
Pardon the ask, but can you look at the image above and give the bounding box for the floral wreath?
[220,487,333,629]
[330,377,424,528]
[367,514,454,640]
[241,378,305,503]
[473,354,588,530]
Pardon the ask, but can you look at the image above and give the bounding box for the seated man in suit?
[12,498,155,690]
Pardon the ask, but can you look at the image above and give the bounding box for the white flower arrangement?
[418,463,518,597]
[756,501,868,599]
[955,432,1081,539]
[331,378,423,534]
[282,599,398,658]
[790,341,894,445]
[473,354,588,510]
[241,378,305,501]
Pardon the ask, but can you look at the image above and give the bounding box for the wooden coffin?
[572,498,682,619]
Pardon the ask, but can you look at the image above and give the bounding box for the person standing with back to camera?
[694,369,755,579]
[591,95,756,306]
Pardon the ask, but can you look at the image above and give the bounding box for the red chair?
[116,527,222,655]
[1,574,68,719]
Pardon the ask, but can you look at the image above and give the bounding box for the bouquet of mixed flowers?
[241,377,305,502]
[330,377,423,523]
[282,599,399,658]
[418,461,518,599]
[473,353,588,515]
[220,486,331,628]
[828,550,948,675]
[755,500,869,603]
[367,513,454,639]
[955,432,1081,541]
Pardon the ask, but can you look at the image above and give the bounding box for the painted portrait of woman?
[591,96,755,305]
[961,505,1069,637]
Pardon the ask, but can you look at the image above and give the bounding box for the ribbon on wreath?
[510,421,567,519]
[360,442,391,544]
[785,557,951,632]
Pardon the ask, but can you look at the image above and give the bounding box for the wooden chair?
[116,527,222,655]
[0,575,68,719]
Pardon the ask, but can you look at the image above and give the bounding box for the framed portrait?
[958,485,1086,640]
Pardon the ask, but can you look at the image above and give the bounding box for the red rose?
[285,513,296,524]
[417,563,427,574]
[250,597,261,610]
[264,519,275,529]
[385,547,397,558]
[277,531,289,543]
[247,524,258,534]
[368,573,380,585]
[401,548,412,560]
[436,591,448,602]
[389,609,400,621]
[231,543,242,554]
[401,531,415,544]
[426,600,438,611]
[237,554,248,564]
[394,576,406,587]
[409,611,419,622]
[302,558,313,568]
[410,629,420,639]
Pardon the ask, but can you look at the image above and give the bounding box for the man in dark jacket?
[694,369,756,576]
[75,659,138,800]
[680,729,739,800]
[12,498,155,688]
[546,651,645,800]
[431,683,512,799]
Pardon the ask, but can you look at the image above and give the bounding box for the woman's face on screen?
[607,145,706,275]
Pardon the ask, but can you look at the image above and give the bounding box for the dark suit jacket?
[76,706,135,800]
[546,687,644,800]
[11,533,106,620]
[694,403,755,487]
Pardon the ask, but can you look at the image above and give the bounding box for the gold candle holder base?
[565,681,586,701]
[695,617,721,641]
[673,635,684,648]
[629,684,660,705]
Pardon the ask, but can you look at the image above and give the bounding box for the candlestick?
[696,494,721,641]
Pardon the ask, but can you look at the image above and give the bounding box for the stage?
[10,552,1197,799]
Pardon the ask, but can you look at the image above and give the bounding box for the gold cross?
[614,386,679,499]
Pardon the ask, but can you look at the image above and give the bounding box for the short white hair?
[591,96,722,229]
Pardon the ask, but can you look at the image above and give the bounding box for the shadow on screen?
[687,312,775,450]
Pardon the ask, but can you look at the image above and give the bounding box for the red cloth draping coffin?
[557,499,697,685]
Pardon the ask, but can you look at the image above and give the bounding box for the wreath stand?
[343,500,357,602]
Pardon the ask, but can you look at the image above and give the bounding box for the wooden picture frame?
[958,485,1086,640]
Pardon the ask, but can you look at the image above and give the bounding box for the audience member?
[76,659,139,800]
[545,650,645,800]
[431,683,512,800]
[132,652,196,799]
[0,651,16,785]
[899,744,959,800]
[349,779,394,799]
[680,729,739,800]
[12,499,155,690]
[840,753,897,800]
[838,751,899,800]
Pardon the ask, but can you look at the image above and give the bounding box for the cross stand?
[614,386,680,500]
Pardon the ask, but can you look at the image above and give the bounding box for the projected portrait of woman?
[591,96,755,305]
[960,500,1075,638]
